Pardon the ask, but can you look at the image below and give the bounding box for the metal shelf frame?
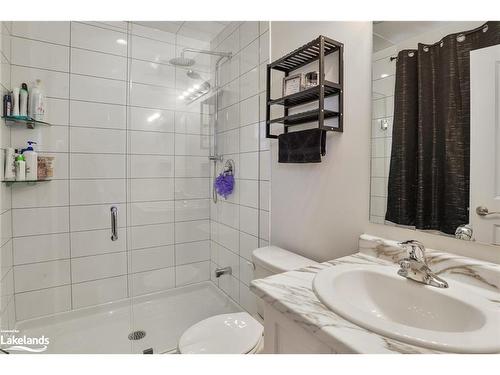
[266,35,344,139]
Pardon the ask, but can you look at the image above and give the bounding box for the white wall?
[269,22,372,262]
[209,21,270,315]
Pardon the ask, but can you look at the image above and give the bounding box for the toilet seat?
[178,312,264,354]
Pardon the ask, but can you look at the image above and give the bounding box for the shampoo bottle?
[12,87,20,116]
[22,141,38,181]
[29,80,45,121]
[19,83,28,117]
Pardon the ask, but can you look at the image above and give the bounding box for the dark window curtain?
[386,21,500,235]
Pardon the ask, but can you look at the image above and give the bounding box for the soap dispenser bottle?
[22,141,38,181]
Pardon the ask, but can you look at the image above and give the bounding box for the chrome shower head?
[169,54,195,67]
[170,47,231,68]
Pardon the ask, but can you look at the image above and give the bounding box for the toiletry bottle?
[7,93,12,116]
[29,80,45,121]
[22,141,38,181]
[3,94,10,116]
[19,83,28,117]
[4,148,16,181]
[3,93,12,116]
[2,95,7,116]
[37,156,55,180]
[12,87,20,117]
[15,154,26,181]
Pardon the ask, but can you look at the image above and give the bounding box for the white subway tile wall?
[0,21,15,331]
[0,21,271,325]
[5,21,231,322]
[209,21,270,316]
[370,43,396,224]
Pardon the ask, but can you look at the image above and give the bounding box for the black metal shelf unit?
[266,35,344,138]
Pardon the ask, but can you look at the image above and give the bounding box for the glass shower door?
[64,21,133,353]
[127,24,181,354]
[4,21,135,354]
[127,22,216,354]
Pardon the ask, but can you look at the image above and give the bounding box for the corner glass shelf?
[2,179,52,186]
[2,115,51,129]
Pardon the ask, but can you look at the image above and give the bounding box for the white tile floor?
[14,281,241,354]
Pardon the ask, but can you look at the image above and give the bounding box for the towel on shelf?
[278,128,327,163]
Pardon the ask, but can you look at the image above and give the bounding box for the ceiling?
[133,21,229,41]
[373,21,448,52]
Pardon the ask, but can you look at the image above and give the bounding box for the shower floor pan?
[14,282,241,354]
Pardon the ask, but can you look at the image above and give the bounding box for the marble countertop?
[250,235,500,354]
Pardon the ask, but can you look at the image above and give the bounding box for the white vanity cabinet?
[262,303,345,354]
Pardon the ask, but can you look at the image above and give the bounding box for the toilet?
[177,246,317,354]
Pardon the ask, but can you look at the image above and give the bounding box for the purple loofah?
[214,172,235,199]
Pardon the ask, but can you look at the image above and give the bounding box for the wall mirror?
[370,21,500,245]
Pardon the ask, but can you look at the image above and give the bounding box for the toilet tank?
[252,246,318,319]
[252,246,318,278]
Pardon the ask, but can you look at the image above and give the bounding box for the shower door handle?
[110,206,118,241]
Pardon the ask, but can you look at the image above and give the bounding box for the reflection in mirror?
[370,21,500,245]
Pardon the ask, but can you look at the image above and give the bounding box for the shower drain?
[128,330,146,341]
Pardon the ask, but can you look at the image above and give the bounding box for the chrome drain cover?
[128,330,146,340]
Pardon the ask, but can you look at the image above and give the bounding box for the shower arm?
[181,48,232,59]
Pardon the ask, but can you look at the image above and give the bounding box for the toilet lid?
[178,312,263,354]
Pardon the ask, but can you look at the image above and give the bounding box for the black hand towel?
[278,128,327,163]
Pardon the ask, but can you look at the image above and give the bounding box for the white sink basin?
[313,264,500,353]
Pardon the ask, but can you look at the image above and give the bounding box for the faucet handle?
[398,240,427,264]
[397,259,411,277]
[399,259,411,270]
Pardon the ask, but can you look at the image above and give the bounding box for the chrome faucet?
[455,224,473,241]
[397,240,449,288]
[214,266,232,278]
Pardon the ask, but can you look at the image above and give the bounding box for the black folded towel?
[278,128,327,163]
